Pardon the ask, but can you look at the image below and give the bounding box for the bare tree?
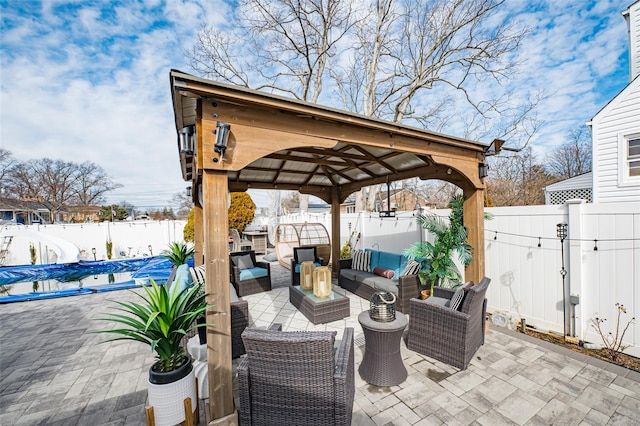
[0,148,18,196]
[188,0,354,103]
[545,127,592,179]
[6,157,121,223]
[188,0,538,211]
[486,147,557,206]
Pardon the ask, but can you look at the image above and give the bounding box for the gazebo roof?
[170,70,489,202]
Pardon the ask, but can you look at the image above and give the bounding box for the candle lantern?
[300,261,315,290]
[313,266,332,298]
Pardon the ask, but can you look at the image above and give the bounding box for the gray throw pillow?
[297,248,316,263]
[234,254,254,270]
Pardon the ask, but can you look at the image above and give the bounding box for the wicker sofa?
[338,249,421,313]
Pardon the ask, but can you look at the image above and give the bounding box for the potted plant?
[404,195,473,296]
[95,278,208,425]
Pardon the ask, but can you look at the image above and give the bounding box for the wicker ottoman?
[358,311,408,387]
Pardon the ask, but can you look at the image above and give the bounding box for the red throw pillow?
[373,267,394,279]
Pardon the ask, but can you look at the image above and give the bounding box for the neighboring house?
[588,0,640,203]
[375,188,426,212]
[544,172,593,204]
[0,198,51,224]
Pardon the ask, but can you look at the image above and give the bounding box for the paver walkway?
[1,259,639,425]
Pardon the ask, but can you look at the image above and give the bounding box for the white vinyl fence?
[1,220,186,265]
[3,201,639,357]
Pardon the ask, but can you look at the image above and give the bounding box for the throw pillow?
[449,286,466,311]
[373,267,395,279]
[233,254,254,270]
[401,260,421,276]
[296,247,316,263]
[352,250,371,272]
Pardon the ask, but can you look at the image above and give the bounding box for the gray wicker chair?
[407,277,491,370]
[290,246,323,285]
[238,324,355,426]
[230,250,272,296]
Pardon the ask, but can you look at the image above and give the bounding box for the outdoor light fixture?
[556,223,568,341]
[214,121,231,159]
[478,163,489,179]
[179,125,195,154]
[91,247,96,261]
[186,186,192,197]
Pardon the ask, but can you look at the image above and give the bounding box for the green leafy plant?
[404,195,472,291]
[95,279,209,373]
[161,242,195,267]
[590,303,635,362]
[339,231,361,259]
[106,239,113,259]
[30,243,38,292]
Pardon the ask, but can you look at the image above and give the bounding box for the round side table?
[358,311,408,387]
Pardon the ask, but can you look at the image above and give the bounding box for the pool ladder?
[0,235,13,265]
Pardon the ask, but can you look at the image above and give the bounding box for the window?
[346,206,355,214]
[629,137,640,177]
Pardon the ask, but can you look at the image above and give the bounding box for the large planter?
[147,356,197,426]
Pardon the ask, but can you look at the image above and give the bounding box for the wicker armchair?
[407,277,491,370]
[238,324,355,426]
[290,246,323,285]
[230,250,272,296]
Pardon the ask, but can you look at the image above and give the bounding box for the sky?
[0,0,633,210]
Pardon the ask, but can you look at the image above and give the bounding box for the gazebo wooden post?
[330,187,341,276]
[201,169,237,424]
[194,204,204,266]
[463,188,485,283]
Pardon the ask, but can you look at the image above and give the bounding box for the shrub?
[228,192,256,233]
[183,208,194,242]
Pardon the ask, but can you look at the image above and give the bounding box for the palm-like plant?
[95,279,208,373]
[161,242,194,267]
[404,195,473,292]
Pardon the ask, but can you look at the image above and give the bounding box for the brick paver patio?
[1,259,639,425]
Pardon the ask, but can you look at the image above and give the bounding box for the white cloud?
[0,0,632,209]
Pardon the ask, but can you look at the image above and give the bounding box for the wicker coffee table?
[358,311,408,387]
[289,286,350,324]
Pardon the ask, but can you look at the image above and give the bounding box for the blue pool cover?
[0,256,191,303]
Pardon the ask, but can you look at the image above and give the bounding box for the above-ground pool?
[0,256,181,303]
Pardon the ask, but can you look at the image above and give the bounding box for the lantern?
[300,261,315,291]
[313,266,332,298]
[370,291,396,322]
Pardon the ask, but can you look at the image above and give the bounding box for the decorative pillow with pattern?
[352,250,371,272]
[401,260,421,277]
[449,286,466,311]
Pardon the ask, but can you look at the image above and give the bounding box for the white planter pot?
[147,369,197,426]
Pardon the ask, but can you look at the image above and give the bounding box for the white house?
[588,0,640,203]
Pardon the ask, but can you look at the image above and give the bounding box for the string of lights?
[486,228,640,251]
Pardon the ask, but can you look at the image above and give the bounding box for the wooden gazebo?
[169,69,495,425]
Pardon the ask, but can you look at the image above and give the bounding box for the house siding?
[591,77,640,203]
